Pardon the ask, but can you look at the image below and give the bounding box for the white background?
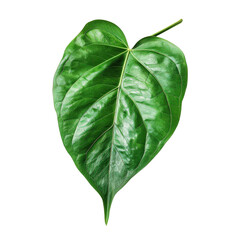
[1,0,240,239]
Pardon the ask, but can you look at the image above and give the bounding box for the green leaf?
[53,19,187,224]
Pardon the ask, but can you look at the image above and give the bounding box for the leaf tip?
[104,201,111,225]
[103,195,113,225]
[104,214,109,225]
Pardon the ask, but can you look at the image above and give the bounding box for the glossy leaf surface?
[53,20,187,223]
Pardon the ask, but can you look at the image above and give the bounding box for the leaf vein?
[133,49,183,99]
[71,88,118,143]
[60,50,127,115]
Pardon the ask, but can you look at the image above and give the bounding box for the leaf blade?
[53,20,187,223]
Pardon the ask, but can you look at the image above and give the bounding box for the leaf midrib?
[105,49,130,214]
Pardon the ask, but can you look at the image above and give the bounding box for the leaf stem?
[151,19,183,37]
